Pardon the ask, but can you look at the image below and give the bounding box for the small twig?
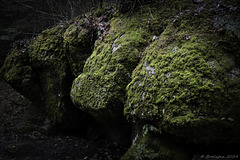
[68,0,74,19]
[13,0,66,19]
[148,7,154,19]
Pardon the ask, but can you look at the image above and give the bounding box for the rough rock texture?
[29,25,72,125]
[121,0,240,159]
[1,1,240,159]
[0,42,42,105]
[63,19,97,77]
[70,1,240,158]
[0,12,100,127]
[70,14,151,123]
[125,23,240,142]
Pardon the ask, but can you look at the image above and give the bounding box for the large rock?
[0,14,98,128]
[70,15,151,123]
[122,1,240,159]
[0,42,42,105]
[70,1,240,158]
[1,1,240,159]
[29,25,72,124]
[125,22,240,141]
[63,20,97,77]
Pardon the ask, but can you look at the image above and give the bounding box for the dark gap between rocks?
[0,77,131,160]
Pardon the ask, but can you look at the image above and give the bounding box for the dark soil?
[0,78,128,160]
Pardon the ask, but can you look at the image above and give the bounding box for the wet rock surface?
[0,78,128,160]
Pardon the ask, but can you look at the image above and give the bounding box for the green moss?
[63,23,95,77]
[70,11,153,123]
[1,47,32,85]
[2,2,240,157]
[0,45,40,102]
[124,1,240,144]
[1,12,103,126]
[29,26,67,67]
[27,26,69,124]
[70,2,198,123]
[121,124,189,160]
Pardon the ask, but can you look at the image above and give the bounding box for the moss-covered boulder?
[70,13,152,123]
[120,124,190,160]
[28,25,72,124]
[0,13,99,127]
[63,19,96,77]
[1,1,240,159]
[121,0,240,159]
[125,22,240,141]
[0,43,42,105]
[0,46,33,88]
[70,1,240,158]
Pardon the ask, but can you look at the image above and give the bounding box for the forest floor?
[0,77,128,160]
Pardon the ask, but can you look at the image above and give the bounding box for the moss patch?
[120,124,189,160]
[1,46,33,88]
[70,10,153,123]
[124,1,240,144]
[0,44,42,105]
[63,19,96,77]
[28,26,69,124]
[1,12,100,126]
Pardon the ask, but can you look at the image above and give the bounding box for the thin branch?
[68,0,74,19]
[12,0,66,19]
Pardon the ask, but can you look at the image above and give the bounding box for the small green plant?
[132,142,160,160]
